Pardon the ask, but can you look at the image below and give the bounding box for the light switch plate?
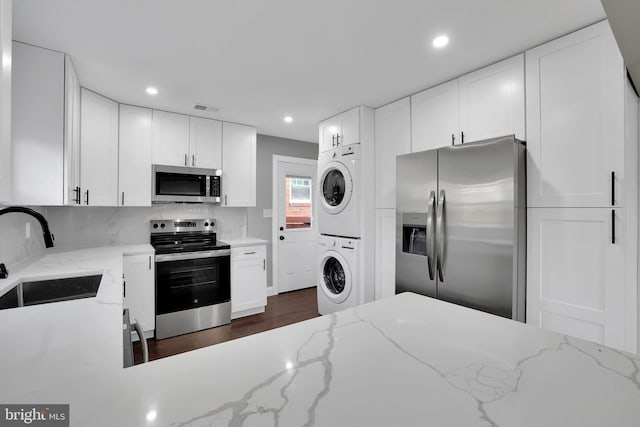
[263,209,272,218]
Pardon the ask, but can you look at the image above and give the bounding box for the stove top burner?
[149,219,229,254]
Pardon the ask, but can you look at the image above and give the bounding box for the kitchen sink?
[0,274,103,310]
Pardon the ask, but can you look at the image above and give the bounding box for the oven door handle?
[155,249,231,262]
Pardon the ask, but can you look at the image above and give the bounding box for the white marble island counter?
[2,288,639,426]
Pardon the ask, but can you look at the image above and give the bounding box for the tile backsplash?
[0,205,247,269]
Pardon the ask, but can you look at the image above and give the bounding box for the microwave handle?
[184,153,188,166]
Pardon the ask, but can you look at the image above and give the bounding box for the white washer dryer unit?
[318,144,360,238]
[317,235,361,315]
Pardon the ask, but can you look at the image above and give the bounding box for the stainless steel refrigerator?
[396,135,526,321]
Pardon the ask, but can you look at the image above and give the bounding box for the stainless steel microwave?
[152,165,221,203]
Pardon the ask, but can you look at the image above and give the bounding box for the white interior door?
[274,157,318,293]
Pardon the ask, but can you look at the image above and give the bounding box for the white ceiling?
[13,0,606,143]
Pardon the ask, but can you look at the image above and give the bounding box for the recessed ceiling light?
[432,35,449,49]
[146,86,158,96]
[284,116,293,123]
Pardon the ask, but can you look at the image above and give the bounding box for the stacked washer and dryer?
[316,107,375,315]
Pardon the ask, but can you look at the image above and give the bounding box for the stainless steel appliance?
[152,165,222,204]
[396,135,526,321]
[151,219,231,339]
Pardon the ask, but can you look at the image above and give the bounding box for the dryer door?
[319,250,352,303]
[319,161,353,215]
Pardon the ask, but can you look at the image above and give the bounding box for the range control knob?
[204,222,209,227]
[153,223,158,229]
[331,240,336,247]
[160,223,165,229]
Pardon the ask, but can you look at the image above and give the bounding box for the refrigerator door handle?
[436,189,446,282]
[426,191,436,280]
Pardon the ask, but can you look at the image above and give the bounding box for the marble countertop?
[2,284,639,426]
[0,244,153,399]
[221,237,268,248]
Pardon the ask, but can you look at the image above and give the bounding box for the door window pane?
[285,176,312,229]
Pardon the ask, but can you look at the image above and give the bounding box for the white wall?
[0,206,47,269]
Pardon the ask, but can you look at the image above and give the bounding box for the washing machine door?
[320,161,353,214]
[319,250,352,303]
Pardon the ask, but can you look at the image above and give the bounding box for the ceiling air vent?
[193,103,220,113]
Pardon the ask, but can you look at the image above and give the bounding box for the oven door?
[155,250,231,315]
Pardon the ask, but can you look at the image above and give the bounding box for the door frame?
[271,155,318,296]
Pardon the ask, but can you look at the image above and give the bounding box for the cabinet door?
[458,54,525,143]
[152,110,190,167]
[338,107,360,147]
[189,117,222,169]
[80,89,119,206]
[123,253,155,338]
[0,0,10,202]
[411,80,459,152]
[375,209,396,300]
[374,97,411,208]
[527,208,630,351]
[63,56,81,205]
[11,42,65,205]
[119,105,152,206]
[231,247,267,314]
[526,22,624,207]
[222,122,256,207]
[319,118,338,153]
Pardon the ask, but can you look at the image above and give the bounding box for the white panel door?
[527,208,629,351]
[119,105,152,207]
[411,79,459,152]
[459,54,525,143]
[221,122,256,207]
[375,208,396,300]
[63,56,81,205]
[11,42,65,205]
[189,117,222,169]
[338,107,360,147]
[151,110,190,167]
[275,158,318,293]
[123,253,155,338]
[80,89,118,206]
[319,117,339,153]
[374,97,411,208]
[526,22,624,207]
[231,247,267,314]
[0,0,10,202]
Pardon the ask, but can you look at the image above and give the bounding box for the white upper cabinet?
[411,80,459,152]
[526,22,625,208]
[318,107,361,153]
[11,42,65,205]
[374,97,411,208]
[0,0,11,203]
[222,122,256,207]
[152,110,190,167]
[80,89,119,206]
[409,54,523,153]
[119,105,152,207]
[63,55,81,205]
[189,117,222,169]
[458,54,525,143]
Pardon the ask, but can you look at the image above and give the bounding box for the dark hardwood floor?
[134,287,318,363]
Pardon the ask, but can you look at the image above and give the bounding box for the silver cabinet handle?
[192,154,195,167]
[436,189,446,282]
[332,135,336,147]
[263,259,266,270]
[426,190,436,281]
[184,153,188,166]
[148,255,152,270]
[224,195,228,205]
[244,251,256,255]
[121,192,125,206]
[85,189,89,205]
[132,320,148,363]
[337,134,341,145]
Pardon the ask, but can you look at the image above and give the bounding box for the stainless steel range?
[150,218,231,339]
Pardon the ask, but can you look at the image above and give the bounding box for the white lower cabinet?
[231,244,267,319]
[527,208,636,352]
[123,253,155,340]
[375,209,396,300]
